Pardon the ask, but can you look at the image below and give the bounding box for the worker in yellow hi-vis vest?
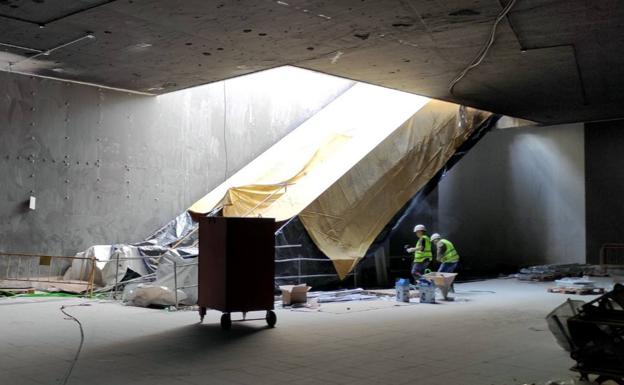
[431,233,460,273]
[406,224,432,279]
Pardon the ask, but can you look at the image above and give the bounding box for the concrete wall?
[585,119,624,264]
[436,123,586,273]
[0,67,353,256]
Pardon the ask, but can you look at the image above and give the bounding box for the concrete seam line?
[0,69,155,96]
[223,81,229,180]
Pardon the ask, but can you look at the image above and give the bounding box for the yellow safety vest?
[439,239,460,263]
[414,235,433,263]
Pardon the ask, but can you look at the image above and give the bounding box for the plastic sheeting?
[189,83,430,220]
[139,211,197,247]
[63,245,109,284]
[122,283,188,307]
[274,114,500,286]
[187,83,492,280]
[300,101,492,278]
[73,243,197,289]
[100,245,151,287]
[154,251,198,305]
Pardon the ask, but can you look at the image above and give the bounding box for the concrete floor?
[0,278,614,385]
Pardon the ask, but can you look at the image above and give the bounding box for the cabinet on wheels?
[197,216,276,329]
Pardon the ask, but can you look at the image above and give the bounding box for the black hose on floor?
[59,303,91,385]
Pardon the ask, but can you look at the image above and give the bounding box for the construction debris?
[0,279,92,294]
[548,287,606,295]
[122,283,188,308]
[0,288,35,296]
[546,299,585,352]
[545,277,607,295]
[307,288,377,303]
[548,284,624,383]
[555,277,596,289]
[280,284,311,306]
[363,288,420,298]
[516,263,608,281]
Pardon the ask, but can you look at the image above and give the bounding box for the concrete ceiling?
[0,0,622,124]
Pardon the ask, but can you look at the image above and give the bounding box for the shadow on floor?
[80,321,270,367]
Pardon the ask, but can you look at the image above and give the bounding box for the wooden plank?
[0,288,35,294]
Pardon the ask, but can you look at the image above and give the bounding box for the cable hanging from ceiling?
[448,0,518,96]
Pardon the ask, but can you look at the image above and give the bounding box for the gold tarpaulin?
[220,133,352,218]
[299,101,491,279]
[188,83,491,279]
[189,83,430,219]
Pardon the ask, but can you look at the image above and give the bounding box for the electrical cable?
[447,0,518,96]
[7,33,95,71]
[59,303,91,385]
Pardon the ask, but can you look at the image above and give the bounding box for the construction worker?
[406,224,432,279]
[431,233,460,273]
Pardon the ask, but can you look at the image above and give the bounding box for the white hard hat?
[431,233,441,241]
[413,224,426,232]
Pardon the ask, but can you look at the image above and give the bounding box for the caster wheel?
[266,310,277,328]
[220,313,231,330]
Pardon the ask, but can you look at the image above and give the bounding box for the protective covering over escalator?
[189,83,494,279]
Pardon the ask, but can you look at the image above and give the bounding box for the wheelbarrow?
[423,272,458,300]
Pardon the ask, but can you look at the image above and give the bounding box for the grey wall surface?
[585,119,624,264]
[436,123,586,273]
[0,67,353,256]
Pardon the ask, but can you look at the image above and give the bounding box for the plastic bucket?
[395,278,410,303]
[417,279,436,304]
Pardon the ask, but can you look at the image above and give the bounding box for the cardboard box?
[280,284,311,306]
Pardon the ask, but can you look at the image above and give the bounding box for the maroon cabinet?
[198,217,276,328]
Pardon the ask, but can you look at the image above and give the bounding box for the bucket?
[395,278,410,303]
[417,278,436,304]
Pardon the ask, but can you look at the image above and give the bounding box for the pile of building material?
[308,288,377,303]
[547,278,605,295]
[0,211,200,306]
[516,263,607,281]
[363,288,420,298]
[555,277,597,289]
[547,287,606,295]
[277,286,379,310]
